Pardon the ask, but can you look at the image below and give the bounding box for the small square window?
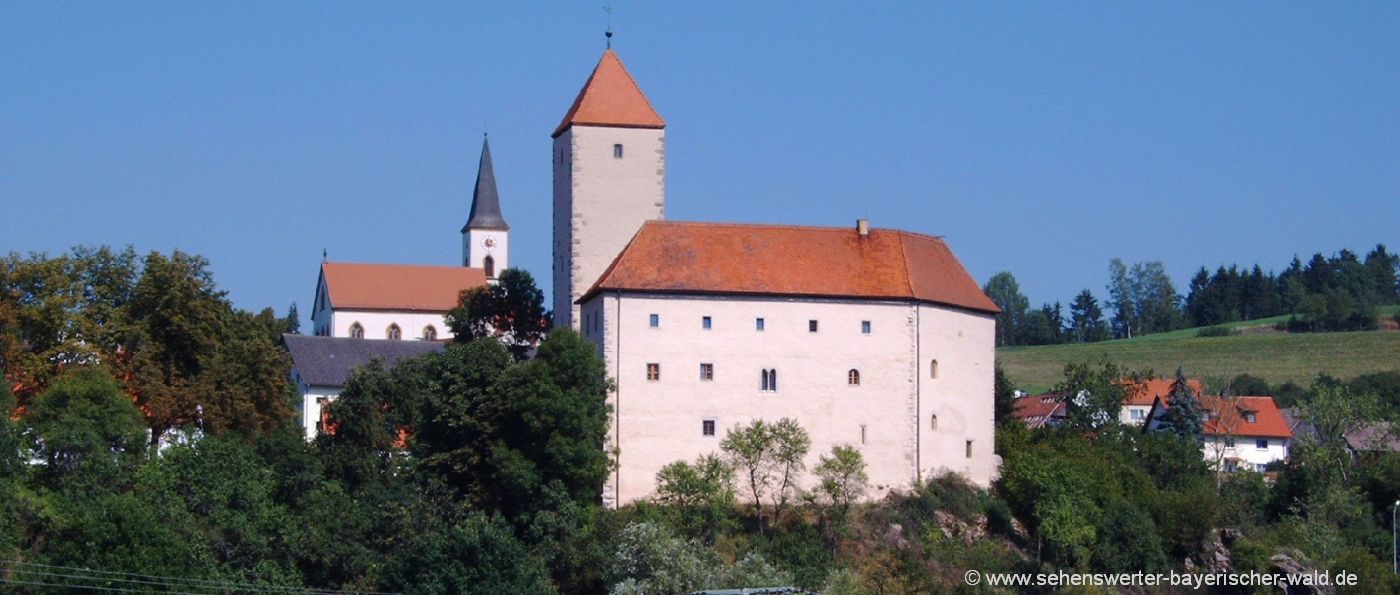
[702,316,712,330]
[861,320,871,334]
[808,320,819,333]
[1243,411,1257,423]
[613,144,624,159]
[649,314,659,328]
[1225,436,1236,447]
[700,363,714,381]
[1255,439,1268,450]
[755,317,765,331]
[702,419,716,436]
[646,363,660,381]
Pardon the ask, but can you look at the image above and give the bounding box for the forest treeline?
[986,245,1399,346]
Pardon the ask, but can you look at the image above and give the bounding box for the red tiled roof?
[1203,396,1292,439]
[553,49,665,138]
[1122,377,1203,407]
[321,262,487,312]
[578,221,1000,313]
[1013,393,1066,428]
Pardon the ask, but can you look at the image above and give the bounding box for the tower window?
[860,424,867,445]
[930,359,939,379]
[387,324,402,340]
[755,317,765,331]
[809,320,819,333]
[702,419,716,437]
[930,413,939,431]
[649,314,659,328]
[702,316,712,330]
[861,320,871,334]
[965,440,973,458]
[349,322,364,339]
[483,255,495,278]
[423,325,437,341]
[760,369,778,392]
[613,144,624,159]
[647,363,660,381]
[848,369,861,386]
[700,363,714,381]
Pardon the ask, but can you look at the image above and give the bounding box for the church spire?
[463,136,508,232]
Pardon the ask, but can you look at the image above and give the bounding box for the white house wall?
[1203,436,1289,472]
[581,292,998,506]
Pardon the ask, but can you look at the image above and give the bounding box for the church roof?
[553,49,665,138]
[321,262,486,312]
[283,334,445,388]
[579,221,1000,314]
[463,137,508,232]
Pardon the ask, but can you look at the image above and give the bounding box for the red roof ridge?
[636,219,951,241]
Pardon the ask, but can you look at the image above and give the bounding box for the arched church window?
[349,323,364,339]
[423,325,437,341]
[387,324,402,340]
[483,255,495,278]
[848,369,861,386]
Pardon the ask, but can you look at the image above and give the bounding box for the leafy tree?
[1107,258,1136,338]
[1053,360,1129,429]
[1130,261,1183,334]
[1157,368,1204,442]
[993,363,1017,427]
[813,445,867,521]
[767,417,811,519]
[27,368,147,483]
[380,508,556,595]
[446,268,551,359]
[983,272,1029,347]
[721,420,775,533]
[1067,289,1108,343]
[1228,373,1271,398]
[653,454,736,541]
[1294,380,1385,485]
[284,302,301,335]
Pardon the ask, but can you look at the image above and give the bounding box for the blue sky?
[4,3,1397,316]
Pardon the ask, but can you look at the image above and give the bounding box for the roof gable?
[553,49,665,138]
[1123,377,1204,407]
[322,262,487,312]
[579,221,999,313]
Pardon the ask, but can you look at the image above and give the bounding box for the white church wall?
[553,126,665,329]
[585,292,981,506]
[463,229,508,276]
[328,310,453,341]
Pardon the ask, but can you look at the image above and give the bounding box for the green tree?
[284,302,301,334]
[446,268,551,359]
[813,444,867,521]
[993,363,1017,427]
[27,368,147,483]
[721,420,775,533]
[1295,380,1385,485]
[1158,367,1204,441]
[983,272,1029,347]
[1054,360,1129,429]
[1068,289,1108,343]
[1107,258,1136,338]
[654,454,736,541]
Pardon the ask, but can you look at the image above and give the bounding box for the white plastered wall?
[553,126,665,329]
[463,229,509,277]
[327,310,453,341]
[583,292,998,506]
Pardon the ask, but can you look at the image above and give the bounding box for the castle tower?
[463,137,509,280]
[552,49,665,328]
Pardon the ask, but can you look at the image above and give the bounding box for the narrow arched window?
[423,325,437,341]
[349,322,364,339]
[387,324,402,340]
[483,255,495,278]
[848,369,861,386]
[930,359,939,379]
[930,413,939,431]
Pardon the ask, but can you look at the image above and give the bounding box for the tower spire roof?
[463,136,508,231]
[552,49,665,138]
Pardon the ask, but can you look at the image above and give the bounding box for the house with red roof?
[1144,394,1293,472]
[1119,377,1204,426]
[1012,392,1068,429]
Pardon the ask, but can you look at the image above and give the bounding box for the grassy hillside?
[998,325,1400,394]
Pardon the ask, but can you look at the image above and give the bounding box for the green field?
[998,314,1400,394]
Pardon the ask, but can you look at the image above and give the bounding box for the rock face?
[934,510,988,546]
[1268,549,1336,595]
[1195,528,1241,574]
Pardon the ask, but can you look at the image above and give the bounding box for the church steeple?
[462,137,508,279]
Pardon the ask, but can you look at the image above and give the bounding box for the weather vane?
[604,5,613,49]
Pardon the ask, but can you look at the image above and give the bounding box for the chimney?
[856,218,870,238]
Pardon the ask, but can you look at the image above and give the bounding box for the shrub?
[1196,325,1233,338]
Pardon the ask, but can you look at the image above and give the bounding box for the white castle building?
[550,49,1002,505]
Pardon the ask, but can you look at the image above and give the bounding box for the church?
[291,44,1001,505]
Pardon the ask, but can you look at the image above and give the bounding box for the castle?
[296,46,1001,505]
